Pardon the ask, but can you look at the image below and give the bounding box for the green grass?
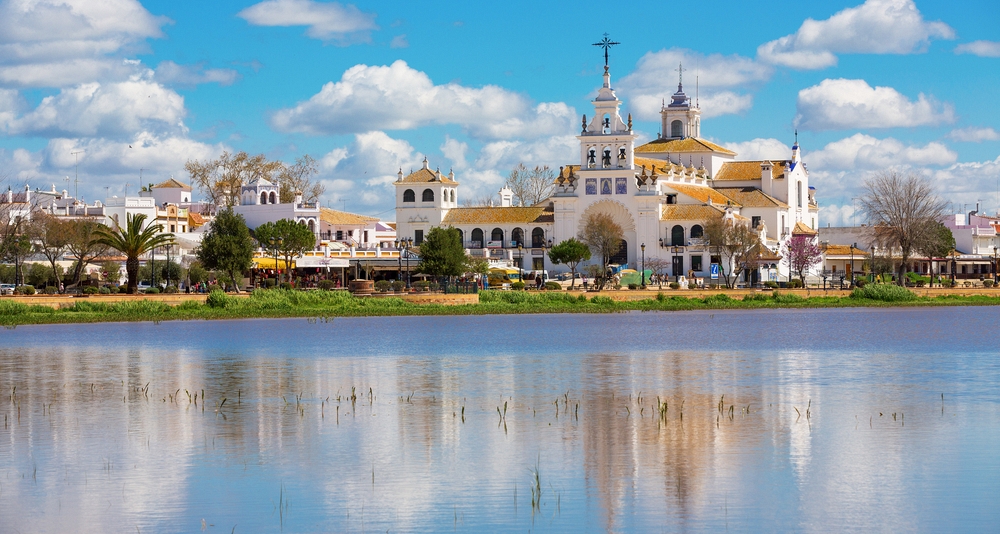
[2,288,1000,326]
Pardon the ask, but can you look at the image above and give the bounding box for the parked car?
[556,272,582,281]
[0,283,15,295]
[136,282,152,292]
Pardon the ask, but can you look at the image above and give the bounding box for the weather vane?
[593,33,619,68]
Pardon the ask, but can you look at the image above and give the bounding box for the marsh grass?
[1,288,999,326]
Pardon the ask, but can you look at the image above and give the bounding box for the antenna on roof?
[696,75,699,108]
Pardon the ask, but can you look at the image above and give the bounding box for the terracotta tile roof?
[188,212,207,228]
[792,221,818,235]
[666,183,738,206]
[397,167,458,185]
[632,156,686,174]
[714,187,789,208]
[320,207,379,226]
[821,244,866,256]
[660,204,727,221]
[442,207,552,225]
[750,243,782,262]
[713,160,787,181]
[634,137,737,156]
[153,177,192,190]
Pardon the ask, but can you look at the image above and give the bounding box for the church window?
[260,192,267,204]
[751,216,761,229]
[269,192,277,204]
[602,148,612,168]
[531,227,545,248]
[618,146,627,167]
[403,189,415,202]
[602,114,610,134]
[471,228,484,248]
[588,149,597,169]
[415,230,424,245]
[422,189,434,202]
[671,120,683,138]
[491,228,504,245]
[671,225,684,246]
[450,190,456,203]
[512,228,524,247]
[797,181,803,208]
[691,225,704,239]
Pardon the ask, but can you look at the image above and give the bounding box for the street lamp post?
[871,245,877,284]
[402,237,412,289]
[850,242,856,287]
[165,244,171,290]
[672,246,680,283]
[517,243,523,284]
[640,243,646,289]
[394,239,402,285]
[151,245,156,290]
[994,246,998,285]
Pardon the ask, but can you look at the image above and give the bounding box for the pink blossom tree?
[783,235,823,285]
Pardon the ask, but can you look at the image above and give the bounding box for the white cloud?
[795,78,954,131]
[317,131,425,208]
[757,0,954,69]
[947,127,1000,143]
[819,203,859,227]
[9,76,187,139]
[237,0,376,42]
[271,60,571,139]
[808,133,956,170]
[928,156,1000,210]
[389,34,408,49]
[618,48,771,120]
[955,40,1000,58]
[154,61,240,87]
[723,138,792,161]
[440,136,468,171]
[0,0,169,87]
[0,88,24,130]
[474,135,577,173]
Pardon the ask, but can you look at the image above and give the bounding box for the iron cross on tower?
[675,62,686,87]
[593,33,619,67]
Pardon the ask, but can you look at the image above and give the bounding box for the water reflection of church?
[395,49,819,282]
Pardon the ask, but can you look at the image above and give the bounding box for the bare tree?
[860,170,947,286]
[644,257,670,289]
[30,214,74,287]
[461,192,498,207]
[275,155,325,204]
[185,151,286,207]
[704,217,761,288]
[579,212,623,290]
[64,219,110,286]
[505,163,555,206]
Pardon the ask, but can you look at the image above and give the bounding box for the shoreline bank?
[3,287,1000,326]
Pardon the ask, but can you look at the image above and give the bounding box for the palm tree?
[93,213,175,294]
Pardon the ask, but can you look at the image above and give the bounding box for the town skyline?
[0,0,997,224]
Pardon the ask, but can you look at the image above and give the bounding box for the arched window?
[511,228,524,247]
[269,191,277,204]
[456,228,464,245]
[260,192,267,204]
[422,189,434,202]
[671,225,685,246]
[451,190,456,203]
[797,181,803,208]
[602,147,612,168]
[691,225,704,239]
[671,120,683,138]
[403,189,415,202]
[602,113,611,134]
[307,220,315,233]
[471,228,484,247]
[531,227,545,248]
[588,148,597,168]
[491,228,504,245]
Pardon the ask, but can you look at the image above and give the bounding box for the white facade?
[233,178,321,235]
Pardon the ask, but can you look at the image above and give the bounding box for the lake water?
[1,307,998,533]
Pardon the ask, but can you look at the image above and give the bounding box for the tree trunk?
[126,256,139,294]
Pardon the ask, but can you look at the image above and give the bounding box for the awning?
[253,258,292,270]
[295,256,350,268]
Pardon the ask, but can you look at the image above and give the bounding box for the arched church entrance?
[609,240,628,265]
[577,199,637,268]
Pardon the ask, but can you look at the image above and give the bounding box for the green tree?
[198,208,256,292]
[100,260,122,286]
[914,220,955,287]
[465,256,490,278]
[417,227,466,278]
[548,238,591,289]
[253,219,315,284]
[187,260,209,286]
[93,213,175,294]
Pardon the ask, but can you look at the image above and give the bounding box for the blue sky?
[0,0,998,223]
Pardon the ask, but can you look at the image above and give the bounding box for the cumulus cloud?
[795,78,954,131]
[955,40,1000,58]
[928,156,1000,209]
[722,138,792,161]
[807,133,956,170]
[271,60,572,140]
[757,0,954,69]
[317,131,425,208]
[947,127,1000,143]
[618,48,771,120]
[0,88,24,130]
[8,76,187,139]
[237,0,376,42]
[0,0,169,87]
[440,136,468,171]
[389,34,408,49]
[154,61,240,87]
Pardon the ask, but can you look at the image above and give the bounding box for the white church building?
[395,60,819,285]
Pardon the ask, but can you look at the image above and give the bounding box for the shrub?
[83,286,99,294]
[850,283,915,302]
[391,280,406,292]
[16,285,36,295]
[577,294,587,302]
[0,300,29,315]
[628,283,638,290]
[318,280,336,290]
[763,281,778,289]
[165,285,179,294]
[145,287,160,294]
[263,278,277,288]
[669,282,681,290]
[590,295,613,305]
[940,279,954,288]
[772,291,804,303]
[786,279,803,288]
[708,284,719,289]
[279,282,294,290]
[984,280,995,288]
[545,281,562,290]
[44,286,58,295]
[688,283,697,290]
[655,292,666,302]
[743,292,770,302]
[511,281,526,290]
[109,286,120,294]
[99,286,111,295]
[206,289,230,308]
[374,280,392,292]
[853,278,867,288]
